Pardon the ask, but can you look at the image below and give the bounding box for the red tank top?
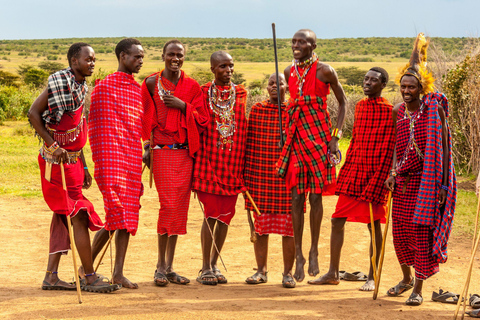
[288,60,330,105]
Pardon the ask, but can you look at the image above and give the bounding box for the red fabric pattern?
[141,71,210,157]
[192,82,248,195]
[152,149,193,235]
[89,72,144,236]
[46,107,87,151]
[335,97,395,205]
[288,60,330,103]
[197,191,238,225]
[331,194,386,224]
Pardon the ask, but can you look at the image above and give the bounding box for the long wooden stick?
[271,23,284,147]
[453,194,480,319]
[60,162,82,304]
[369,202,378,286]
[94,231,115,273]
[244,190,261,216]
[149,133,154,188]
[246,210,257,243]
[373,191,393,300]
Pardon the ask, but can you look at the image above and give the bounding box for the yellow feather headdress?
[395,33,435,95]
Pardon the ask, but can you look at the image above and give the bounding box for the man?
[141,40,210,286]
[384,33,456,306]
[192,51,248,285]
[88,38,146,289]
[276,29,347,282]
[309,67,395,291]
[29,42,118,293]
[244,73,296,288]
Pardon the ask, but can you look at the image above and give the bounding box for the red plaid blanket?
[89,72,144,236]
[192,82,248,195]
[335,97,395,205]
[244,100,290,214]
[141,71,210,157]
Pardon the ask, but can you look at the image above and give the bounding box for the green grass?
[452,189,479,237]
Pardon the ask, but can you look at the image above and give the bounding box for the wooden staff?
[244,190,261,216]
[246,210,257,243]
[94,231,115,273]
[149,133,154,188]
[369,202,378,286]
[453,194,480,319]
[271,23,284,147]
[60,162,82,304]
[373,191,393,300]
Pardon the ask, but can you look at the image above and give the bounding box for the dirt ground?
[0,185,478,320]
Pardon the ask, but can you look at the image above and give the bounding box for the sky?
[1,0,479,40]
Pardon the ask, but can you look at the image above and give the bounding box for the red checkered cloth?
[141,71,210,157]
[192,82,248,196]
[288,60,330,103]
[89,72,144,236]
[335,97,395,205]
[331,194,386,224]
[152,149,193,235]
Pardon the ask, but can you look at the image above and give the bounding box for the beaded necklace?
[292,52,318,96]
[208,80,236,151]
[158,75,174,99]
[396,103,425,171]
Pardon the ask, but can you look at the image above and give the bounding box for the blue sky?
[1,0,478,40]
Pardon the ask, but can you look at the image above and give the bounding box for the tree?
[24,68,49,87]
[0,70,21,87]
[232,72,246,85]
[38,61,65,74]
[336,66,368,86]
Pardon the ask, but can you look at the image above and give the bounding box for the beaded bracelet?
[441,185,448,191]
[43,141,60,155]
[331,128,343,139]
[84,167,88,170]
[389,169,397,177]
[143,140,151,151]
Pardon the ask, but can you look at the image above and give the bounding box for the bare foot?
[308,250,319,277]
[294,256,306,282]
[359,279,375,291]
[113,275,138,289]
[78,266,85,279]
[307,273,340,285]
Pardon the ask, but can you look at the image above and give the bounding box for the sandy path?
[0,185,478,319]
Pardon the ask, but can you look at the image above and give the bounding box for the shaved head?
[269,72,286,84]
[295,29,317,45]
[210,51,232,66]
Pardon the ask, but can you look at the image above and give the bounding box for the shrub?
[24,68,49,87]
[38,61,65,74]
[0,85,41,123]
[0,70,21,87]
[190,67,212,86]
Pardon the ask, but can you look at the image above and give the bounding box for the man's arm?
[438,105,449,205]
[284,65,290,84]
[385,104,400,191]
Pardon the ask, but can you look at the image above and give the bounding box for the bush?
[0,70,21,87]
[0,85,41,123]
[190,67,212,86]
[38,61,65,74]
[46,55,58,61]
[24,68,49,87]
[336,66,368,86]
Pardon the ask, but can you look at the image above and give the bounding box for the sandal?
[196,270,218,286]
[212,267,227,284]
[343,271,368,281]
[166,271,190,285]
[154,270,169,287]
[245,271,268,284]
[470,294,480,308]
[406,292,423,306]
[467,309,480,318]
[387,279,414,297]
[42,279,76,291]
[432,289,462,304]
[282,273,296,288]
[82,276,120,293]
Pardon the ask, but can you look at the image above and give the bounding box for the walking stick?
[246,210,257,243]
[271,23,284,147]
[60,162,82,304]
[149,133,154,188]
[244,190,261,216]
[369,202,378,286]
[94,231,115,273]
[373,191,393,300]
[453,194,480,319]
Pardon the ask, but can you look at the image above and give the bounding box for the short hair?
[296,29,317,45]
[115,38,142,60]
[67,42,91,66]
[163,39,185,54]
[369,67,389,84]
[210,51,231,65]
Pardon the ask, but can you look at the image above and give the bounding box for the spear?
[272,23,284,147]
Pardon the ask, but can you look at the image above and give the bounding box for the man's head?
[292,29,317,61]
[210,51,234,86]
[162,40,185,74]
[363,67,388,98]
[400,74,421,105]
[115,38,144,74]
[267,73,287,104]
[67,42,95,78]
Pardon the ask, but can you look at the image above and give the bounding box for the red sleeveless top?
[288,60,330,104]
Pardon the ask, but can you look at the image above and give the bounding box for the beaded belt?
[153,143,189,150]
[40,145,81,164]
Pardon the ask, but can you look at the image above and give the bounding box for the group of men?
[30,29,456,306]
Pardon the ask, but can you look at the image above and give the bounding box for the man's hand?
[384,176,396,191]
[163,95,186,113]
[143,148,151,169]
[53,147,69,163]
[83,169,92,189]
[438,188,447,205]
[328,137,339,154]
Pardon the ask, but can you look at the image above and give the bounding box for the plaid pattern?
[153,149,193,235]
[89,72,144,236]
[276,95,335,194]
[392,175,439,280]
[335,97,395,205]
[43,67,87,124]
[288,60,330,103]
[413,92,457,263]
[141,71,210,157]
[192,82,248,195]
[244,100,291,215]
[254,210,293,237]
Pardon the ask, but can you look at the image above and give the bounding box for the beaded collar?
[292,53,318,96]
[208,80,237,150]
